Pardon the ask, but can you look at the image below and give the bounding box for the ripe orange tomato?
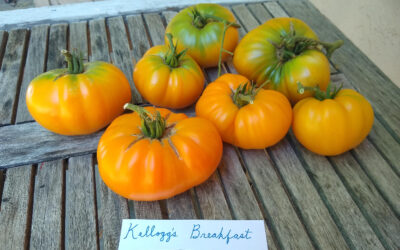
[26,50,131,135]
[233,17,342,104]
[195,74,292,149]
[165,3,239,67]
[292,85,374,156]
[133,35,204,109]
[97,105,223,201]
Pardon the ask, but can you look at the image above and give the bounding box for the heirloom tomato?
[233,17,343,104]
[133,34,204,109]
[26,50,131,135]
[292,83,374,156]
[97,104,223,201]
[165,3,239,67]
[195,74,292,149]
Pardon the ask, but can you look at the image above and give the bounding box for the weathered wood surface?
[89,19,110,62]
[125,15,150,63]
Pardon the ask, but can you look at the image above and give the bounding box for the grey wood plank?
[16,24,48,123]
[166,191,197,219]
[288,133,385,249]
[30,160,64,250]
[143,13,165,46]
[232,4,259,32]
[0,121,102,169]
[107,16,142,104]
[125,15,150,62]
[240,149,315,249]
[278,0,400,139]
[162,10,177,25]
[94,164,129,250]
[65,155,98,250]
[89,19,110,62]
[269,138,349,249]
[330,153,400,249]
[69,21,88,56]
[0,28,28,125]
[263,2,287,18]
[133,201,163,219]
[47,23,68,70]
[0,166,34,250]
[0,30,6,66]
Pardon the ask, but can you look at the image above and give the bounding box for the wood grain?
[143,13,165,46]
[65,155,98,250]
[166,191,197,219]
[89,19,110,62]
[133,201,163,219]
[16,24,48,123]
[30,160,64,250]
[0,29,27,125]
[107,16,142,104]
[125,15,150,62]
[0,166,34,250]
[69,21,88,56]
[46,23,68,70]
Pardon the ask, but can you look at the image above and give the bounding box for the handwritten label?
[119,219,267,250]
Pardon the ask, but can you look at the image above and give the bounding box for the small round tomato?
[165,3,239,67]
[133,34,204,109]
[97,104,223,201]
[233,17,343,104]
[195,74,292,149]
[292,84,374,156]
[26,50,131,135]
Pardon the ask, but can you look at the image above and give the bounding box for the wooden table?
[0,1,399,249]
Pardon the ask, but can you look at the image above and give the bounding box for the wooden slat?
[263,1,287,18]
[107,16,142,104]
[125,15,150,62]
[278,0,400,139]
[94,165,129,250]
[0,166,34,250]
[65,155,97,250]
[0,121,102,169]
[47,23,68,70]
[89,19,110,62]
[269,138,349,249]
[143,13,165,46]
[331,153,400,249]
[133,201,163,219]
[0,29,27,125]
[240,149,315,249]
[0,30,6,66]
[231,4,259,32]
[16,24,48,123]
[69,21,88,55]
[30,160,64,250]
[288,133,385,249]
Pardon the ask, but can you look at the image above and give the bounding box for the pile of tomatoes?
[26,4,374,201]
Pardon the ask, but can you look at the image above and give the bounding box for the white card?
[118,219,268,250]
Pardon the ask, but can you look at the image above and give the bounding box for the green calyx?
[232,80,269,108]
[61,49,85,74]
[268,22,343,63]
[124,103,166,139]
[164,33,187,68]
[297,82,343,101]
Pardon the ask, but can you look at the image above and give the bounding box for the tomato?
[165,3,239,67]
[97,104,223,201]
[26,50,131,135]
[233,17,343,104]
[195,74,292,149]
[292,84,374,156]
[133,34,204,109]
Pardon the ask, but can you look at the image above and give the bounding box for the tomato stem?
[165,33,187,68]
[232,79,269,108]
[61,49,85,74]
[217,20,240,77]
[297,82,343,100]
[124,103,166,139]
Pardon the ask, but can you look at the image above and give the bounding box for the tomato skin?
[195,74,292,149]
[26,61,131,135]
[133,45,204,109]
[97,107,223,201]
[233,17,330,104]
[165,3,239,67]
[292,89,374,156]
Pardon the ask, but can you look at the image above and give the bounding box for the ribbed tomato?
[97,104,223,201]
[233,17,343,104]
[26,50,131,135]
[292,84,374,156]
[195,74,292,149]
[165,3,239,67]
[133,34,204,109]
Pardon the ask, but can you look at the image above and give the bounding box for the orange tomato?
[292,86,374,156]
[133,35,204,109]
[97,105,223,201]
[26,51,131,135]
[195,74,292,149]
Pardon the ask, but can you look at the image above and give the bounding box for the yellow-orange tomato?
[26,53,131,135]
[97,106,223,201]
[195,74,292,149]
[292,88,374,156]
[133,38,204,109]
